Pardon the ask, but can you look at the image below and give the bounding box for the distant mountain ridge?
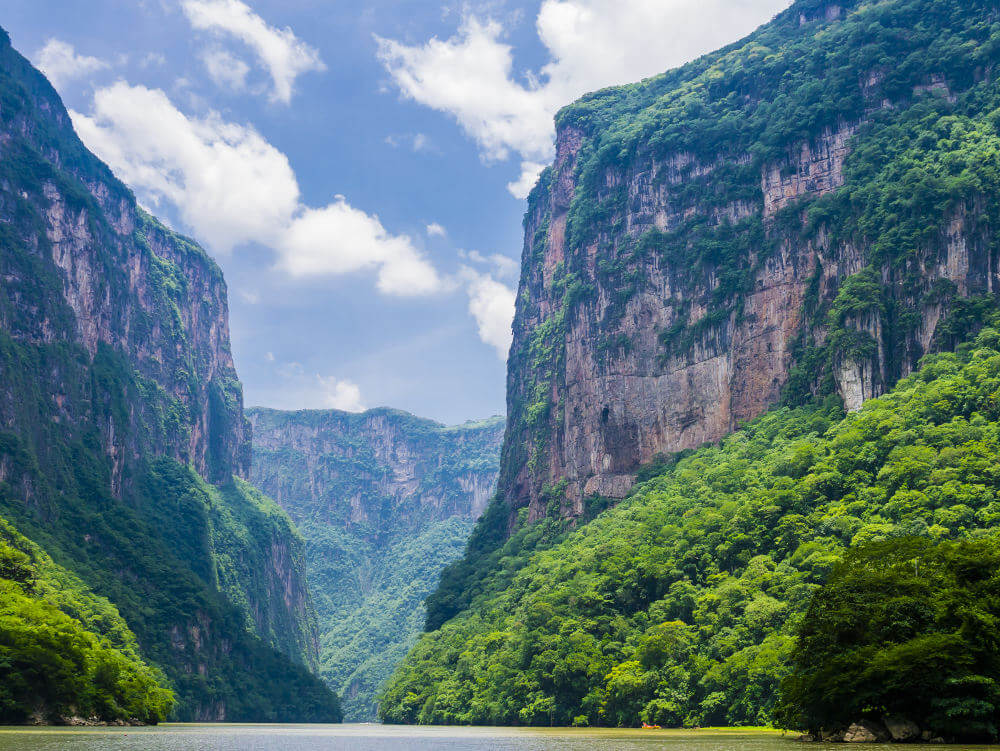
[0,27,339,721]
[249,406,504,721]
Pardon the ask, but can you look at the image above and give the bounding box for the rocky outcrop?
[497,0,1000,525]
[0,35,247,489]
[883,717,921,742]
[843,720,890,742]
[248,407,504,720]
[762,123,857,218]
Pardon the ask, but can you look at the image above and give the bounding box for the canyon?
[249,407,503,721]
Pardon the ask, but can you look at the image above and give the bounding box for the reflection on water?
[0,725,992,751]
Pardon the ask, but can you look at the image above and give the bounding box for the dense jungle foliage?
[433,0,1000,632]
[0,440,341,722]
[776,538,1000,741]
[380,326,1000,726]
[0,517,173,723]
[307,517,476,721]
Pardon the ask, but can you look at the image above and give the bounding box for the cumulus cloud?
[462,268,516,360]
[280,199,441,296]
[378,0,792,196]
[316,375,366,412]
[378,18,556,164]
[507,161,547,200]
[72,82,299,253]
[72,82,441,295]
[273,363,366,412]
[181,0,325,103]
[34,39,109,89]
[426,222,447,238]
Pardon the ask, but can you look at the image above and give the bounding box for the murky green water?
[0,725,993,751]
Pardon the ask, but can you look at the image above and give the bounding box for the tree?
[775,538,1000,741]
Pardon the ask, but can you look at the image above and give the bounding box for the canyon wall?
[499,0,1000,523]
[249,407,504,721]
[0,27,336,720]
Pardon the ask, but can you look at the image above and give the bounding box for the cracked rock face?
[500,56,1000,527]
[503,123,846,522]
[248,408,504,535]
[0,84,249,489]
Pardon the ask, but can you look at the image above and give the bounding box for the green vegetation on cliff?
[381,326,1000,726]
[0,28,340,721]
[0,517,173,724]
[424,0,1000,700]
[304,516,476,722]
[0,442,340,721]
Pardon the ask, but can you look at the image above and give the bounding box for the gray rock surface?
[843,720,890,742]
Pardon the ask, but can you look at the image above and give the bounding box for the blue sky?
[3,0,790,424]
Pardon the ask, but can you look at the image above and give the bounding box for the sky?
[3,0,791,424]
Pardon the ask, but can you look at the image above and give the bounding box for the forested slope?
[385,0,1000,724]
[424,0,1000,658]
[0,516,173,724]
[382,326,1000,727]
[488,0,1000,538]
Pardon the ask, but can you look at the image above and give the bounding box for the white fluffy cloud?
[507,161,547,200]
[316,375,366,412]
[378,0,792,196]
[426,222,447,238]
[463,268,516,360]
[378,18,557,164]
[34,39,109,90]
[72,82,299,252]
[271,363,366,412]
[280,199,442,296]
[181,0,325,103]
[72,82,441,295]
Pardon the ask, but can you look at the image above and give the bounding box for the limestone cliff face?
[0,39,247,489]
[248,407,504,721]
[249,408,502,535]
[0,29,335,720]
[500,0,1000,523]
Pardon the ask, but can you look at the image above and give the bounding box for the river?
[0,725,993,750]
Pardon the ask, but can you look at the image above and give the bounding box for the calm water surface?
[0,725,996,751]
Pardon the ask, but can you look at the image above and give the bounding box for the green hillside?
[381,325,1000,727]
[432,0,1000,631]
[249,408,504,720]
[0,516,173,724]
